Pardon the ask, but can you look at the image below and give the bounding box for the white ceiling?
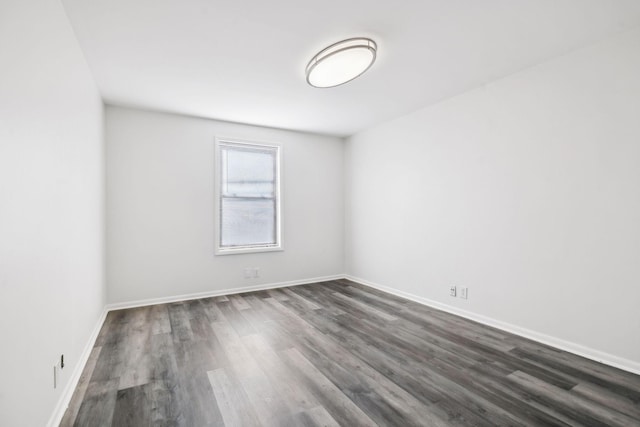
[62,0,640,137]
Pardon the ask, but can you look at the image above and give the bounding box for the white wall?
[0,1,105,426]
[346,28,640,369]
[106,106,344,304]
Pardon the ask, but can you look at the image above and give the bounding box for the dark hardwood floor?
[60,279,640,426]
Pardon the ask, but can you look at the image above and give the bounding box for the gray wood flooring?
[60,279,640,426]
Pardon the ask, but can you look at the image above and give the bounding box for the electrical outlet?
[450,286,457,297]
[244,268,260,279]
[60,354,64,369]
[460,287,468,299]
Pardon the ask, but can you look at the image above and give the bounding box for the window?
[215,139,282,254]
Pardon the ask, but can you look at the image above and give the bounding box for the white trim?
[106,274,344,311]
[345,275,640,376]
[216,245,284,256]
[46,307,108,427]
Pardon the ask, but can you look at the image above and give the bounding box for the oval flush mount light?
[306,37,377,88]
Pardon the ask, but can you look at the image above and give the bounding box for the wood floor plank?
[325,281,410,316]
[197,297,225,322]
[210,320,293,426]
[118,319,153,390]
[167,302,195,342]
[59,346,103,427]
[94,310,126,347]
[216,300,256,337]
[305,406,341,427]
[177,369,225,427]
[281,287,322,310]
[62,281,640,426]
[73,379,119,427]
[287,285,347,316]
[266,288,289,301]
[147,332,184,425]
[207,368,262,427]
[510,346,640,402]
[268,297,467,426]
[229,294,252,311]
[270,302,447,426]
[111,383,152,427]
[149,303,172,335]
[571,381,640,419]
[316,320,519,426]
[471,359,584,426]
[172,338,225,426]
[241,333,322,413]
[89,338,123,383]
[508,370,638,427]
[330,291,398,321]
[280,347,378,427]
[516,339,640,391]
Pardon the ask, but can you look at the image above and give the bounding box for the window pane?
[218,142,280,251]
[221,198,275,247]
[222,147,275,198]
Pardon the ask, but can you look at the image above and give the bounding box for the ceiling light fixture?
[305,37,377,88]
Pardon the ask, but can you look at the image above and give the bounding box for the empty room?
[2,0,640,426]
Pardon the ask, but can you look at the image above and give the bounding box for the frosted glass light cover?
[306,38,377,88]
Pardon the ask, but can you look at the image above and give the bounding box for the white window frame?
[214,137,283,255]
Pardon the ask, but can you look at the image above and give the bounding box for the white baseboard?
[46,307,108,427]
[344,275,640,376]
[105,274,345,311]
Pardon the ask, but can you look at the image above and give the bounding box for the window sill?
[215,245,284,256]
